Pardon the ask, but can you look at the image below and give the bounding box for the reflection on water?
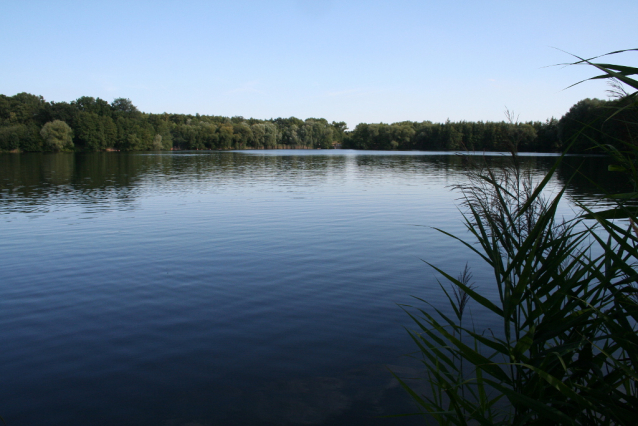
[558,155,632,208]
[0,150,621,426]
[1,151,618,215]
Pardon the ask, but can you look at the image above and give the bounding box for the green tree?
[233,122,253,148]
[46,101,79,129]
[152,134,163,150]
[347,123,379,149]
[0,123,42,151]
[9,92,46,125]
[251,123,266,148]
[281,123,300,146]
[557,98,608,152]
[331,121,348,144]
[75,111,117,151]
[40,120,74,151]
[111,98,140,117]
[441,120,463,150]
[531,118,560,152]
[156,122,174,150]
[20,124,44,151]
[0,94,11,124]
[73,96,112,117]
[0,125,22,151]
[218,124,234,149]
[262,122,278,148]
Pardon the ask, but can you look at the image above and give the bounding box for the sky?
[1,0,636,129]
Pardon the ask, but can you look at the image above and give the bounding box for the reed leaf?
[396,49,638,425]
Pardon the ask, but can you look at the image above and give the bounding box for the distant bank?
[1,93,634,154]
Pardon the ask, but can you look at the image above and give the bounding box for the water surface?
[0,150,618,425]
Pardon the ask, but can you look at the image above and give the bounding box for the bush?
[40,120,74,151]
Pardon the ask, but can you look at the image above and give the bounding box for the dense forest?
[1,92,635,153]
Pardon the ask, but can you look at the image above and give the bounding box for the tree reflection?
[0,151,612,215]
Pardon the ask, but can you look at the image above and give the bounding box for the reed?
[395,50,638,425]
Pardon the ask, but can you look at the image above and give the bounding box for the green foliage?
[557,98,638,153]
[72,96,112,116]
[75,112,117,151]
[7,92,46,125]
[233,121,253,148]
[40,120,74,151]
[0,124,22,151]
[344,120,554,152]
[398,153,638,425]
[563,49,638,221]
[396,50,638,425]
[0,85,629,153]
[152,134,163,150]
[111,97,140,118]
[558,98,608,152]
[0,123,42,151]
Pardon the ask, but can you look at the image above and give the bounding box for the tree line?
[1,92,635,153]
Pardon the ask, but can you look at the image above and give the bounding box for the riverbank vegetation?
[396,50,638,424]
[1,91,634,154]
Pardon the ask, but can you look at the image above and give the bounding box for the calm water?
[0,150,619,426]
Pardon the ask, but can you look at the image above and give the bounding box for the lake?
[0,150,618,426]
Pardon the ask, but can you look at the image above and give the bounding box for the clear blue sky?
[1,0,636,129]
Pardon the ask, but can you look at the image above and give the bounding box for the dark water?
[0,151,620,426]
